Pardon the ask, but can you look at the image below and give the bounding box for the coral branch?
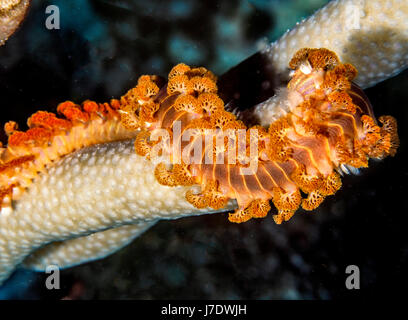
[0,0,30,46]
[0,0,405,286]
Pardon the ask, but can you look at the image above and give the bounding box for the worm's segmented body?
[119,48,399,224]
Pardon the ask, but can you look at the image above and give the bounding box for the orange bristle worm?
[0,48,398,225]
[117,48,399,224]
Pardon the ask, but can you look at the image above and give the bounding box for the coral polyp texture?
[265,0,408,88]
[0,0,406,286]
[0,99,232,283]
[0,0,30,46]
[0,99,135,210]
[119,48,398,225]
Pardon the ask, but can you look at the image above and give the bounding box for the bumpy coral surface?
[0,0,30,46]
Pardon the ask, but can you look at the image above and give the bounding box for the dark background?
[0,0,406,299]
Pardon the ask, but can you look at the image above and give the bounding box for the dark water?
[0,0,407,299]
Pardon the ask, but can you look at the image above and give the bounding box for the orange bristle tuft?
[198,93,224,115]
[167,74,194,95]
[288,48,312,70]
[328,91,357,114]
[172,162,196,186]
[271,187,302,212]
[190,76,217,93]
[139,102,159,123]
[135,81,159,101]
[0,155,35,173]
[203,180,229,210]
[185,188,209,209]
[301,190,325,211]
[121,87,141,108]
[168,63,191,79]
[4,121,18,136]
[288,48,339,70]
[378,115,399,156]
[319,172,342,196]
[57,101,90,123]
[119,104,140,131]
[134,130,155,157]
[229,199,272,223]
[82,100,100,113]
[290,165,323,194]
[323,69,351,92]
[1,95,135,209]
[27,111,72,131]
[186,67,216,80]
[228,207,252,223]
[173,95,202,114]
[8,127,54,147]
[307,48,340,70]
[273,209,296,225]
[210,110,236,129]
[154,162,178,187]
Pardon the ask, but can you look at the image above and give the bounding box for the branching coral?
[265,0,408,88]
[0,0,30,46]
[0,0,406,285]
[218,0,408,111]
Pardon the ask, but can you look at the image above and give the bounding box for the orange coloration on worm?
[57,101,90,123]
[0,48,398,225]
[0,98,136,210]
[120,48,399,224]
